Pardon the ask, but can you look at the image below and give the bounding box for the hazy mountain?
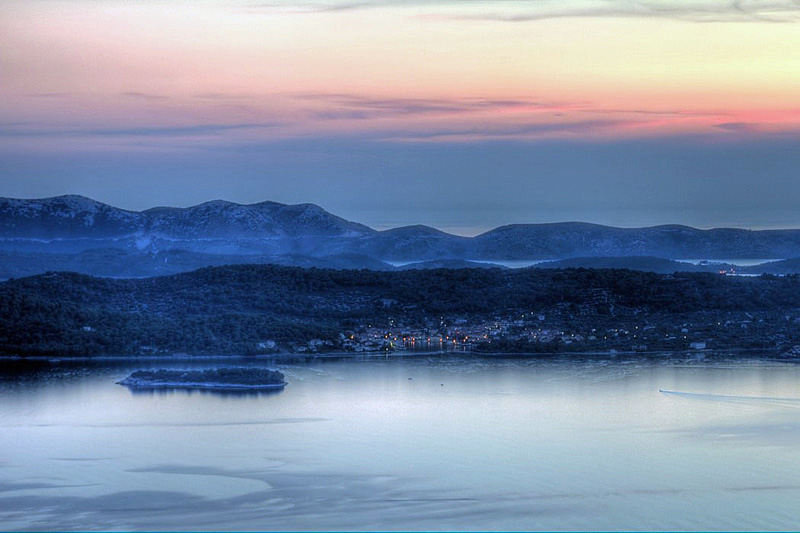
[741,258,800,275]
[0,195,374,254]
[4,195,800,279]
[0,249,394,279]
[143,200,374,239]
[471,223,800,260]
[340,225,471,261]
[0,195,140,241]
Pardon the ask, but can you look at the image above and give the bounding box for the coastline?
[0,347,789,363]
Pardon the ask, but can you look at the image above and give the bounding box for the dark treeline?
[1,264,799,356]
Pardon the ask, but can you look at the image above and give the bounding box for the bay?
[1,355,800,531]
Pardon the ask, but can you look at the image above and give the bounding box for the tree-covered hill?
[1,264,799,356]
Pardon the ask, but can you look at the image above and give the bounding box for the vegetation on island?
[1,264,800,356]
[117,367,287,389]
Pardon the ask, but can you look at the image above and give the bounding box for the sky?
[1,0,799,235]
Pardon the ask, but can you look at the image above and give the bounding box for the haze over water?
[2,355,800,531]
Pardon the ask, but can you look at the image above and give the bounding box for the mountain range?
[2,195,800,278]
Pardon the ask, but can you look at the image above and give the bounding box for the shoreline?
[0,347,789,363]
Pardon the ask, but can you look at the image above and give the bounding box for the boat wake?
[659,389,800,406]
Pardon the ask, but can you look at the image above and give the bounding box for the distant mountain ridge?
[470,223,800,260]
[0,195,372,239]
[2,195,800,278]
[0,195,374,255]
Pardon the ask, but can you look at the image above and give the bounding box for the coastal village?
[282,301,800,357]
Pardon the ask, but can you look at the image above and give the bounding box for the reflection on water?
[1,355,800,531]
[124,387,286,399]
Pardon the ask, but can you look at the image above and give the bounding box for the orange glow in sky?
[2,0,799,150]
[2,1,800,231]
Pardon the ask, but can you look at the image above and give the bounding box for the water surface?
[1,355,800,531]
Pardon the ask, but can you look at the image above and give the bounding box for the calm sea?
[1,355,800,531]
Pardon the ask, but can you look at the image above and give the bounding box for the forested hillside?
[1,265,799,356]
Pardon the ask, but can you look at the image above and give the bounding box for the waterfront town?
[283,303,800,357]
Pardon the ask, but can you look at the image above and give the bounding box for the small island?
[117,367,287,391]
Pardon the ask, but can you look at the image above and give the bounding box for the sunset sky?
[2,0,799,234]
